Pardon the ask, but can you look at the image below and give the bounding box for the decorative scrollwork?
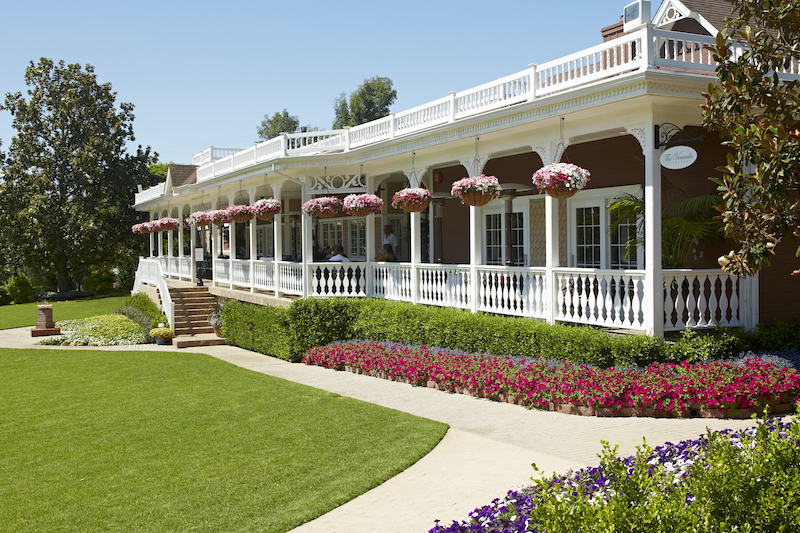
[655,123,706,149]
[309,174,366,193]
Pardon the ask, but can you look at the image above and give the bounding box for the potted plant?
[450,175,502,206]
[210,209,231,225]
[251,198,283,220]
[531,163,591,198]
[149,327,174,345]
[187,210,212,226]
[343,193,383,216]
[391,188,433,212]
[301,196,343,219]
[208,300,223,337]
[226,204,253,223]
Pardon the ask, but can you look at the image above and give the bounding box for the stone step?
[174,326,216,336]
[175,334,226,349]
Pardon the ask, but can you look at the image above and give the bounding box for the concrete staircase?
[169,286,226,348]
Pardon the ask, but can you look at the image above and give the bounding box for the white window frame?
[567,185,643,270]
[481,199,530,266]
[256,223,274,259]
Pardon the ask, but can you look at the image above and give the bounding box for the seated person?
[328,245,350,263]
[376,243,396,262]
[312,244,329,262]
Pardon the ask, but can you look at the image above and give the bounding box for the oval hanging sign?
[660,145,698,170]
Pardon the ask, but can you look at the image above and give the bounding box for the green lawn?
[0,348,448,532]
[0,294,130,329]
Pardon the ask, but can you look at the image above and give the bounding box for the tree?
[0,58,156,292]
[256,109,316,141]
[332,76,397,128]
[701,0,800,277]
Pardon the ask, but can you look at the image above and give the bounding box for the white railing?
[309,263,369,297]
[180,257,192,279]
[253,260,275,291]
[286,130,348,155]
[232,259,251,287]
[663,269,746,330]
[477,266,547,319]
[134,183,166,205]
[277,262,303,296]
[454,70,531,119]
[417,265,471,309]
[371,263,413,301]
[192,146,243,166]
[175,27,800,191]
[214,258,230,284]
[554,268,646,329]
[132,257,174,329]
[536,30,644,97]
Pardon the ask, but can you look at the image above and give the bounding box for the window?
[568,185,642,270]
[485,213,502,265]
[256,223,274,258]
[320,221,344,250]
[483,205,528,266]
[349,219,366,260]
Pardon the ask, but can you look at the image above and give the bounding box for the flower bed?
[302,341,800,418]
[430,418,800,532]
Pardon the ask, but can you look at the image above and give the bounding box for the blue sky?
[0,0,663,165]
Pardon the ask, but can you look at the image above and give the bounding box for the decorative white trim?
[653,0,690,28]
[308,173,367,194]
[626,126,647,151]
[459,157,488,177]
[532,146,547,165]
[403,167,429,188]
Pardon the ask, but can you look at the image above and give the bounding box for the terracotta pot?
[546,189,577,199]
[399,200,429,213]
[255,213,275,221]
[461,190,494,207]
[347,208,373,217]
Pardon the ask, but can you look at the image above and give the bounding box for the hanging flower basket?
[451,175,502,206]
[302,196,342,219]
[187,211,212,227]
[532,163,591,197]
[251,198,282,220]
[210,210,231,225]
[183,221,191,234]
[150,217,179,232]
[131,222,150,235]
[226,204,252,223]
[391,188,433,213]
[343,193,383,216]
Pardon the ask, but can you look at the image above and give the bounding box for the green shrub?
[111,305,156,342]
[222,300,292,360]
[0,286,11,306]
[122,293,167,328]
[149,327,174,339]
[662,329,743,363]
[285,298,365,356]
[744,319,800,352]
[4,272,36,304]
[82,268,116,296]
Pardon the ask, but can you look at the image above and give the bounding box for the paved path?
[2,327,761,533]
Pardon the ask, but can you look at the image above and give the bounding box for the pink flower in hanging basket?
[343,193,384,214]
[450,175,502,203]
[209,209,231,224]
[301,196,342,217]
[532,163,591,194]
[251,198,283,216]
[391,188,433,209]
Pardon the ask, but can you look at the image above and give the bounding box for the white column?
[469,206,481,313]
[177,206,184,277]
[273,183,284,298]
[545,194,559,324]
[643,118,664,336]
[248,188,257,293]
[301,183,312,298]
[366,175,377,263]
[404,168,426,305]
[149,211,156,257]
[190,208,197,285]
[211,198,218,287]
[227,193,235,288]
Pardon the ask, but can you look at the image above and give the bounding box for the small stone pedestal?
[31,305,61,337]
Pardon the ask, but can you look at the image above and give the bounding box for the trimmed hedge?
[221,297,799,365]
[222,300,292,360]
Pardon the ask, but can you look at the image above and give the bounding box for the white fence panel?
[309,263,368,297]
[663,269,744,330]
[477,267,546,318]
[417,265,471,309]
[371,264,412,301]
[554,269,646,329]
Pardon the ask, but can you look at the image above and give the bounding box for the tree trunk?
[55,250,71,293]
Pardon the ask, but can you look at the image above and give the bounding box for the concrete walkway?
[2,327,761,533]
